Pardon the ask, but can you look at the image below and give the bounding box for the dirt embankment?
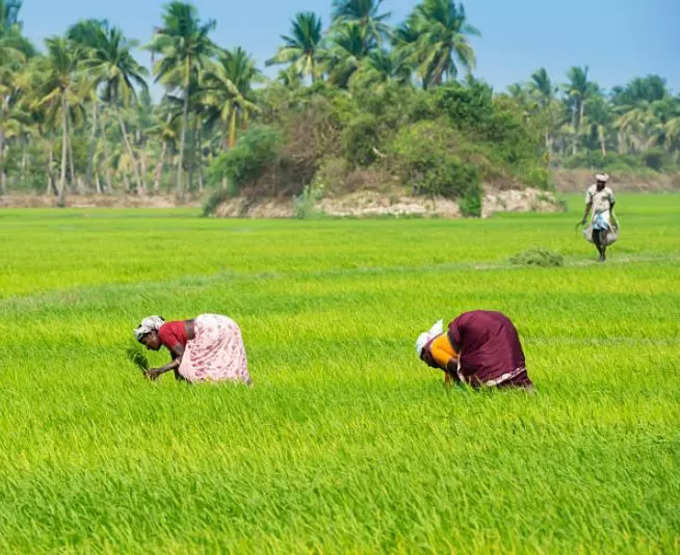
[0,188,562,218]
[553,169,680,192]
[0,194,200,208]
[216,188,563,219]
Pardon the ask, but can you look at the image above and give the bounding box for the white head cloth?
[415,320,444,356]
[595,173,610,183]
[134,315,165,340]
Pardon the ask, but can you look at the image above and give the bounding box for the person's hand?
[579,217,587,226]
[145,368,163,381]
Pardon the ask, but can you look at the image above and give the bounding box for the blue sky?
[20,0,680,95]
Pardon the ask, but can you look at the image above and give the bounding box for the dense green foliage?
[0,0,678,207]
[208,126,281,194]
[1,195,679,551]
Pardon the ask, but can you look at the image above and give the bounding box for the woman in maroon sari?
[416,310,533,389]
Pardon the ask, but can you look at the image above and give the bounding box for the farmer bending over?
[134,314,252,385]
[416,310,533,389]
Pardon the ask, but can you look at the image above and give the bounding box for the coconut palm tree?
[203,47,262,149]
[349,47,412,92]
[147,1,216,199]
[148,105,178,192]
[331,0,392,47]
[527,69,563,156]
[398,0,479,89]
[581,94,613,157]
[665,116,680,159]
[613,102,661,154]
[563,66,598,154]
[324,22,374,88]
[69,20,148,193]
[36,37,88,206]
[0,0,32,56]
[529,68,556,107]
[0,80,24,194]
[0,0,34,193]
[266,12,324,84]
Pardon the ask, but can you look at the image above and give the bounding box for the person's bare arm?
[581,201,592,224]
[146,343,184,381]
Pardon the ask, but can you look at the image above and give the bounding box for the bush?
[202,187,233,217]
[342,114,380,167]
[642,148,665,171]
[433,81,494,131]
[509,248,564,267]
[459,185,482,217]
[207,126,280,195]
[389,120,481,213]
[294,185,323,219]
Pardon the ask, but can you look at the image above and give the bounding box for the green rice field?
[1,194,679,553]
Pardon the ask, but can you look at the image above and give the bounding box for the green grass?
[1,194,679,553]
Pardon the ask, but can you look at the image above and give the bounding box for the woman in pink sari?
[416,310,533,389]
[134,314,252,385]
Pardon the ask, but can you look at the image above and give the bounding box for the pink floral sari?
[178,314,251,385]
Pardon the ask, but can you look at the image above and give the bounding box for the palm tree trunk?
[228,110,237,149]
[46,140,54,195]
[177,84,190,201]
[154,140,167,193]
[68,133,76,192]
[58,96,68,207]
[100,115,112,193]
[86,100,98,190]
[188,115,196,193]
[196,124,204,193]
[118,112,143,193]
[139,151,148,196]
[0,129,6,195]
[571,104,578,156]
[21,135,28,186]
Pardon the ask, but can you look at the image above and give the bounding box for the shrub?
[389,121,481,213]
[207,126,281,195]
[311,156,350,194]
[642,148,665,171]
[433,81,494,131]
[202,187,233,217]
[509,248,564,267]
[342,114,380,167]
[459,185,482,217]
[294,185,323,219]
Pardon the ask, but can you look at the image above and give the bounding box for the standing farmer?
[416,310,533,390]
[134,314,252,385]
[581,173,617,262]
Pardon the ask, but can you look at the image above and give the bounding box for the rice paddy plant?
[0,194,679,553]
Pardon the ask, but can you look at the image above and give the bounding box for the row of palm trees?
[266,0,478,89]
[0,1,262,202]
[0,0,678,202]
[508,68,680,161]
